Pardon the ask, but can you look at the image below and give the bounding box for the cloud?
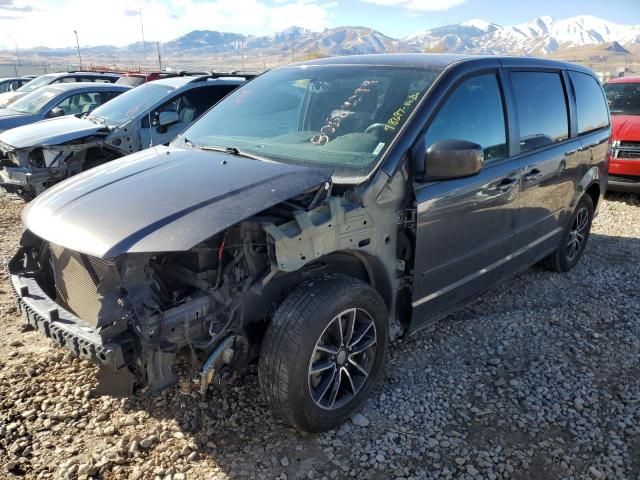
[359,0,465,12]
[0,0,331,48]
[0,0,36,12]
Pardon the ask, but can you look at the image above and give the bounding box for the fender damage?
[10,146,408,397]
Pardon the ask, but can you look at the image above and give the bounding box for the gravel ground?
[0,190,639,480]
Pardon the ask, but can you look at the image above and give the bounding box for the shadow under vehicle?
[9,54,609,432]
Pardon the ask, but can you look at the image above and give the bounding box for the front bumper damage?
[9,248,138,395]
[8,229,256,398]
[0,165,57,196]
[10,269,131,369]
[0,140,109,196]
[0,142,59,197]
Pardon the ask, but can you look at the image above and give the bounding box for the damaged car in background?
[9,54,609,432]
[0,73,247,197]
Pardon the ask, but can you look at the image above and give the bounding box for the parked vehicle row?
[0,73,247,196]
[0,76,35,94]
[7,54,610,432]
[0,71,121,108]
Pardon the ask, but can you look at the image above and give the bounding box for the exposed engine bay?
[10,170,411,397]
[0,132,129,197]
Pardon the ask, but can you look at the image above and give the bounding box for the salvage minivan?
[9,54,609,432]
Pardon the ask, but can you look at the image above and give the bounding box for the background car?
[0,82,130,132]
[604,76,640,192]
[0,77,33,93]
[0,73,247,196]
[0,71,121,108]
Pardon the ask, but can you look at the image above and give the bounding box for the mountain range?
[7,15,640,61]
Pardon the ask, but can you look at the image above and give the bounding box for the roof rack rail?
[185,71,258,83]
[177,70,212,77]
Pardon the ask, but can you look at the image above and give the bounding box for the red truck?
[604,76,640,192]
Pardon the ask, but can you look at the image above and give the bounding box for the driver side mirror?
[423,140,484,180]
[156,110,179,127]
[46,107,66,119]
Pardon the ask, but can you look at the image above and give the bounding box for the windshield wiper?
[199,145,271,162]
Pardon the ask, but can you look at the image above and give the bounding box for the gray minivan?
[9,54,610,432]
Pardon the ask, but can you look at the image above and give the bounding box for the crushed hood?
[24,145,333,258]
[610,114,640,142]
[0,115,108,150]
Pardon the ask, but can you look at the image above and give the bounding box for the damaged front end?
[9,222,271,396]
[9,144,409,399]
[0,137,118,197]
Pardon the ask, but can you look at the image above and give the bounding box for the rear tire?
[540,194,594,272]
[259,274,388,432]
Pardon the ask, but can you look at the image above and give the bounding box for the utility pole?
[73,30,82,70]
[156,41,162,71]
[240,41,244,70]
[139,8,147,66]
[15,45,21,67]
[291,39,294,63]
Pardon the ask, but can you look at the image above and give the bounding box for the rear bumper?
[9,267,130,370]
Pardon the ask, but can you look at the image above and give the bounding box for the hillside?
[2,15,639,74]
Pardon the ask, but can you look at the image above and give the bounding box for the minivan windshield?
[8,85,61,114]
[89,83,175,125]
[17,74,56,93]
[604,82,640,115]
[182,65,442,176]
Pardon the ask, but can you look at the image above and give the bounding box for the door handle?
[496,177,518,193]
[523,168,543,182]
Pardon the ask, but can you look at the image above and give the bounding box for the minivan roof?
[287,53,594,74]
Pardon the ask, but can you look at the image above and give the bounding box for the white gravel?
[0,190,639,479]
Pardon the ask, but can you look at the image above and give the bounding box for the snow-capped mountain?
[10,15,640,62]
[404,15,640,55]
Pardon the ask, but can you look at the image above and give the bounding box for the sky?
[1,0,640,48]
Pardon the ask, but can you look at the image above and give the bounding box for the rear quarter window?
[511,71,569,153]
[570,71,609,134]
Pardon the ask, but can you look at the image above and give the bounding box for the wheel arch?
[305,250,395,313]
[585,182,600,210]
[573,165,604,212]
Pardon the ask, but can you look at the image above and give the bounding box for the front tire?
[540,194,594,272]
[259,274,389,432]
